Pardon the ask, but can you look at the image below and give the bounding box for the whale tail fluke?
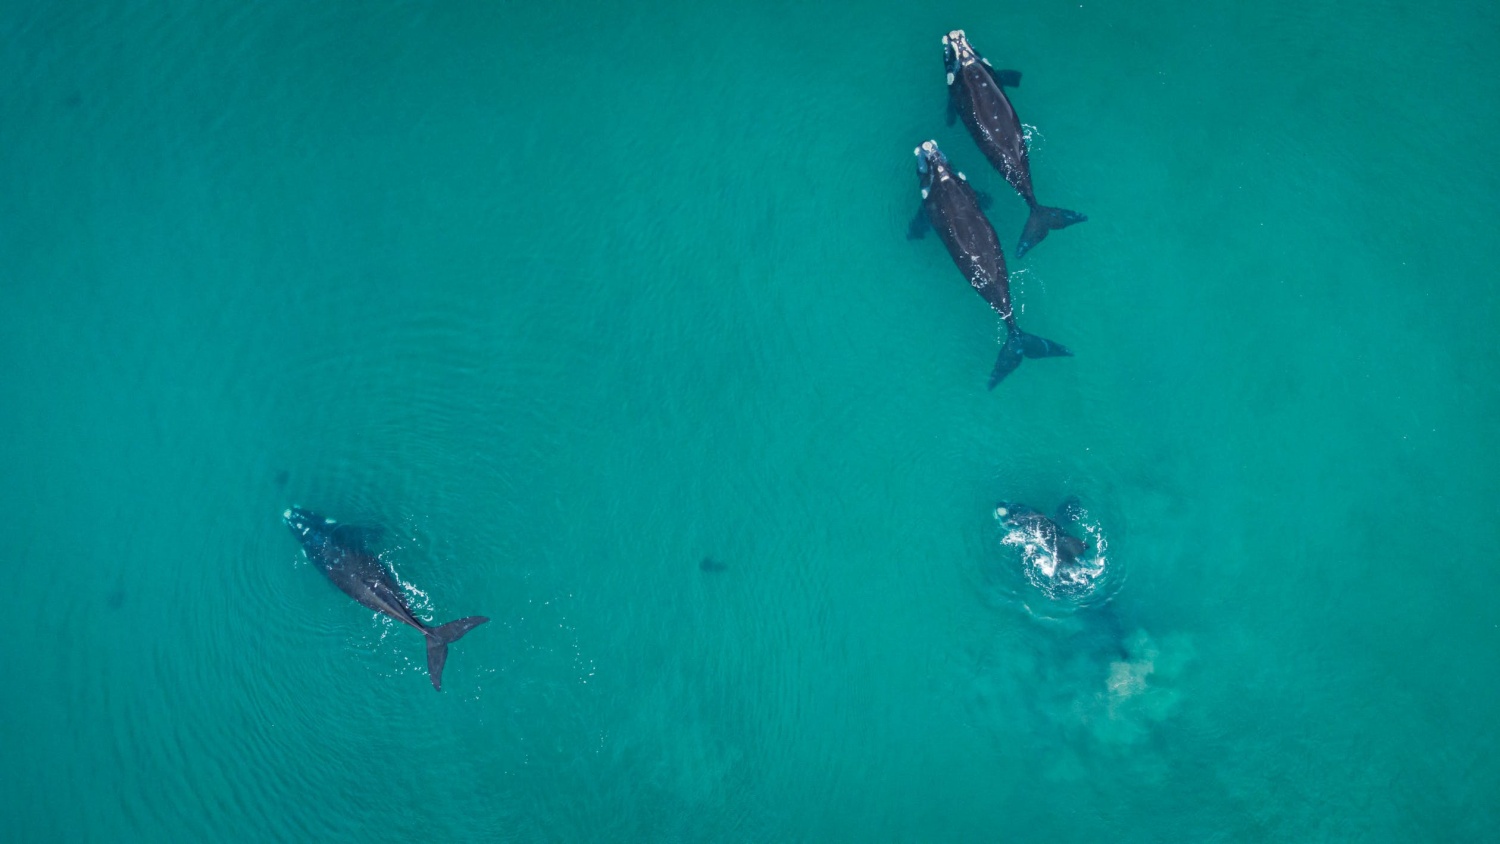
[425,615,489,691]
[1017,204,1087,259]
[1019,331,1072,360]
[989,329,1073,389]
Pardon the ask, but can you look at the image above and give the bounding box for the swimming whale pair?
[284,507,488,691]
[909,31,1084,387]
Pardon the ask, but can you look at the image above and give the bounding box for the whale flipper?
[992,68,1022,87]
[425,616,489,691]
[907,206,930,240]
[1017,205,1087,259]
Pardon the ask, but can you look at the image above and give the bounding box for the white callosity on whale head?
[916,142,941,198]
[944,30,978,68]
[918,141,954,185]
[916,140,954,200]
[945,30,976,62]
[282,507,330,537]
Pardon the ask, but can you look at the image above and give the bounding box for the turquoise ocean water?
[3,1,1497,840]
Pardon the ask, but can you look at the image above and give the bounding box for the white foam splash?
[998,508,1109,605]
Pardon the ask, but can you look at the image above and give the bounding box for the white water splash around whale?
[995,501,1122,611]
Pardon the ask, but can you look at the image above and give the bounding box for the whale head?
[914,140,953,197]
[283,506,334,542]
[994,501,1015,526]
[942,30,979,84]
[994,501,1044,531]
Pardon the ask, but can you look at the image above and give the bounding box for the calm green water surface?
[3,1,1497,840]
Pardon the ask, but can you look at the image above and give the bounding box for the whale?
[995,496,1089,569]
[943,30,1085,259]
[911,140,1072,386]
[998,498,1129,657]
[283,507,488,691]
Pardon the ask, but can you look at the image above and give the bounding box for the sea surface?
[3,1,1497,841]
